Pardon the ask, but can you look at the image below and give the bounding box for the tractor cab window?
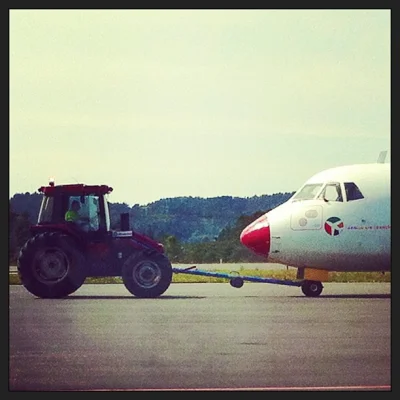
[344,182,364,201]
[103,194,111,231]
[66,195,100,231]
[86,196,100,231]
[292,183,323,201]
[37,196,54,223]
[319,182,343,202]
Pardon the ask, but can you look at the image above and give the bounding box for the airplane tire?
[122,251,173,298]
[17,232,87,298]
[301,280,323,297]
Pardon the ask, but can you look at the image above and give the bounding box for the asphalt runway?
[9,282,391,391]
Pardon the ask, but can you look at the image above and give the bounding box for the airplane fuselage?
[267,196,390,271]
[240,163,390,272]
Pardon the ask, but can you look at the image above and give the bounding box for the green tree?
[9,205,31,264]
[162,235,183,262]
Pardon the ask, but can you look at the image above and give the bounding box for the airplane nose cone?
[240,214,271,257]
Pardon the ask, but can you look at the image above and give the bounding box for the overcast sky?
[9,9,390,206]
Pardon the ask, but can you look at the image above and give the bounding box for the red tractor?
[17,181,173,298]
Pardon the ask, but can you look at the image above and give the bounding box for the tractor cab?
[35,181,113,237]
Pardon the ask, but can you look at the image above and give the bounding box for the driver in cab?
[65,200,90,230]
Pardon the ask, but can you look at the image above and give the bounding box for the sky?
[9,9,391,206]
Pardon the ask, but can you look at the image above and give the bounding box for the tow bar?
[172,266,304,288]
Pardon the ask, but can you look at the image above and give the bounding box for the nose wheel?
[301,280,323,297]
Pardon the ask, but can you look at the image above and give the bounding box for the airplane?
[239,152,391,297]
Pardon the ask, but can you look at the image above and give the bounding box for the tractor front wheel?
[122,251,173,298]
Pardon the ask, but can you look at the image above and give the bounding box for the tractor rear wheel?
[17,232,87,298]
[122,251,173,298]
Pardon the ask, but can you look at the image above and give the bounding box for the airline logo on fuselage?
[324,217,344,236]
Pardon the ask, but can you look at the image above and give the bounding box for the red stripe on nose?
[240,214,271,257]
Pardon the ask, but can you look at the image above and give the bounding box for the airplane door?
[290,205,323,231]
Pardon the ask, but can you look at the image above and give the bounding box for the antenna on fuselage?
[377,151,387,163]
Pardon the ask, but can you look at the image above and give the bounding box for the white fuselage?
[241,163,391,272]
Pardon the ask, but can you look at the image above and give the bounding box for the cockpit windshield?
[318,183,343,202]
[292,183,323,201]
[292,181,365,203]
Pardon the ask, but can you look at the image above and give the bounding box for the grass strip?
[9,269,391,285]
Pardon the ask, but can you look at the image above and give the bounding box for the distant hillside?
[9,191,294,243]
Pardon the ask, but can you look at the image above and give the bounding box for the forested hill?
[9,191,294,243]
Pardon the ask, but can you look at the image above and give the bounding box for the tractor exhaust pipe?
[120,213,130,231]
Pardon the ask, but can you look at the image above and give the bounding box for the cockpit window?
[292,183,323,201]
[319,183,343,202]
[344,182,364,201]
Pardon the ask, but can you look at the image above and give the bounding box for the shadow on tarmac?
[34,295,207,300]
[237,294,391,299]
[292,294,390,299]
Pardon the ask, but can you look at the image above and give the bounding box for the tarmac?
[9,282,391,391]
